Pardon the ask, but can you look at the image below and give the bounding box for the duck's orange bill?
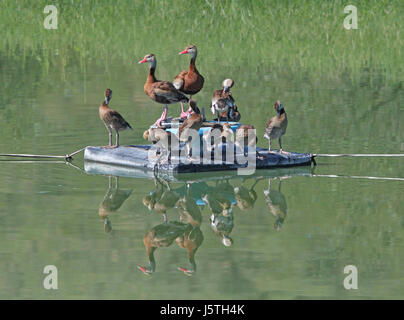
[138,58,147,64]
[179,50,188,55]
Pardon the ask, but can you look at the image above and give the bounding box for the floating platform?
[84,144,314,174]
[84,160,314,182]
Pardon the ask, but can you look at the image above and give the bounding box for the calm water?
[0,51,404,299]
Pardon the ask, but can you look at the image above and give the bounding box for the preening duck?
[264,100,288,154]
[139,54,189,127]
[211,79,236,122]
[173,45,204,119]
[99,89,132,147]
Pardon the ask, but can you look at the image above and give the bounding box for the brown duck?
[211,79,236,122]
[173,45,204,119]
[139,54,189,127]
[178,100,204,158]
[264,100,288,154]
[99,89,132,147]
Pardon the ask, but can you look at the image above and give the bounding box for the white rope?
[0,147,86,160]
[313,153,404,157]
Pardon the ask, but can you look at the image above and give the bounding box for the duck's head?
[105,88,112,104]
[138,53,156,65]
[222,79,234,93]
[274,100,285,116]
[179,44,197,58]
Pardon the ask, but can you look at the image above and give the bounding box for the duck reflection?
[139,183,204,276]
[202,192,234,246]
[142,178,180,223]
[233,179,259,211]
[98,176,132,233]
[264,178,287,231]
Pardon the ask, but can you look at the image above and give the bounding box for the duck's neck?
[101,98,110,108]
[147,60,157,83]
[189,54,197,72]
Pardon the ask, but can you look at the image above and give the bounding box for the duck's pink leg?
[180,102,188,118]
[154,105,168,127]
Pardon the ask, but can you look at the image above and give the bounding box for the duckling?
[264,100,288,154]
[143,127,180,160]
[99,89,132,148]
[178,100,203,159]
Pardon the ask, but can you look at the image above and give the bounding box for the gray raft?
[84,144,314,174]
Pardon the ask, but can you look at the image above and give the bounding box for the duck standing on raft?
[99,88,132,148]
[173,44,204,119]
[178,100,204,159]
[211,79,238,122]
[139,54,189,127]
[264,100,288,154]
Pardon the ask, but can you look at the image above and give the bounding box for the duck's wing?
[173,70,187,90]
[152,81,189,103]
[107,110,132,130]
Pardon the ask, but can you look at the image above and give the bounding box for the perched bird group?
[98,44,289,154]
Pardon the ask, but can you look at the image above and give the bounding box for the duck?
[202,123,233,153]
[173,45,204,119]
[177,100,204,159]
[139,54,189,127]
[211,79,236,122]
[264,178,287,231]
[264,100,288,154]
[235,124,263,159]
[138,221,191,275]
[99,88,132,147]
[143,127,180,160]
[98,176,132,233]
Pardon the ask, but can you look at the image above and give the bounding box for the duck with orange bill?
[139,54,189,127]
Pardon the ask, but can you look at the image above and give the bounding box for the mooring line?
[0,147,86,161]
[313,174,404,182]
[313,153,404,157]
